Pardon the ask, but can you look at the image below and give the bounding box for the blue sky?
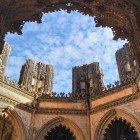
[5,10,127,93]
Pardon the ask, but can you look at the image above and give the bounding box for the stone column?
[129,12,140,67]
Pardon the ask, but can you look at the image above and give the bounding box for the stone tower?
[0,42,11,78]
[72,62,105,96]
[19,59,54,96]
[115,43,139,83]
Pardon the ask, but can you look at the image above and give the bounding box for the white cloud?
[5,10,127,93]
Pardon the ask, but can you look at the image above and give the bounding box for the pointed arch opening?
[0,107,25,140]
[35,116,85,140]
[103,117,139,140]
[94,109,140,140]
[44,124,76,140]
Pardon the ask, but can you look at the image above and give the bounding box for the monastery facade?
[0,42,140,140]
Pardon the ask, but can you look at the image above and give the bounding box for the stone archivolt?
[94,109,140,140]
[0,108,25,140]
[35,116,85,140]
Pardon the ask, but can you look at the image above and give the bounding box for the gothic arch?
[35,116,85,140]
[1,107,25,140]
[94,109,140,140]
[0,0,140,64]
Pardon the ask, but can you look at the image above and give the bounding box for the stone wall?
[90,98,140,140]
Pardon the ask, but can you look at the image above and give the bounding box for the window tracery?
[103,118,139,140]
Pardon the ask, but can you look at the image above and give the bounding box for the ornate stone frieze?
[0,95,19,106]
[91,92,139,114]
[35,108,87,115]
[0,0,139,67]
[91,83,132,100]
[0,79,33,100]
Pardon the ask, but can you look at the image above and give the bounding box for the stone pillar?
[129,12,140,67]
[0,42,11,78]
[0,112,12,140]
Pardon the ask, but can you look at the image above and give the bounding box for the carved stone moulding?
[91,92,139,114]
[35,116,85,140]
[94,109,140,140]
[35,108,87,115]
[0,0,137,40]
[0,107,25,140]
[0,0,139,66]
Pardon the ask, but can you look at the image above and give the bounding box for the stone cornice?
[0,94,19,106]
[91,92,139,114]
[91,83,132,101]
[16,104,33,113]
[0,80,33,100]
[35,108,87,115]
[14,92,139,116]
[0,77,139,115]
[15,104,87,115]
[37,98,84,103]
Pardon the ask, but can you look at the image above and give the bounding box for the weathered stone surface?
[19,59,54,97]
[0,42,11,78]
[72,62,105,96]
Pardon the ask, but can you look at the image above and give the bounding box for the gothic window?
[133,60,137,67]
[44,124,76,140]
[90,79,93,88]
[80,81,85,89]
[125,62,131,72]
[31,76,36,86]
[103,118,139,140]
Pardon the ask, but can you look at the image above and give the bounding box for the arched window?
[103,118,139,140]
[125,62,131,72]
[44,124,75,140]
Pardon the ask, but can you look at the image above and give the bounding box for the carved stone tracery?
[94,109,140,140]
[0,0,139,65]
[35,117,85,140]
[0,108,25,140]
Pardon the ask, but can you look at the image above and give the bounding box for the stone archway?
[103,117,139,140]
[0,0,140,65]
[35,116,85,140]
[94,109,140,140]
[0,108,25,140]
